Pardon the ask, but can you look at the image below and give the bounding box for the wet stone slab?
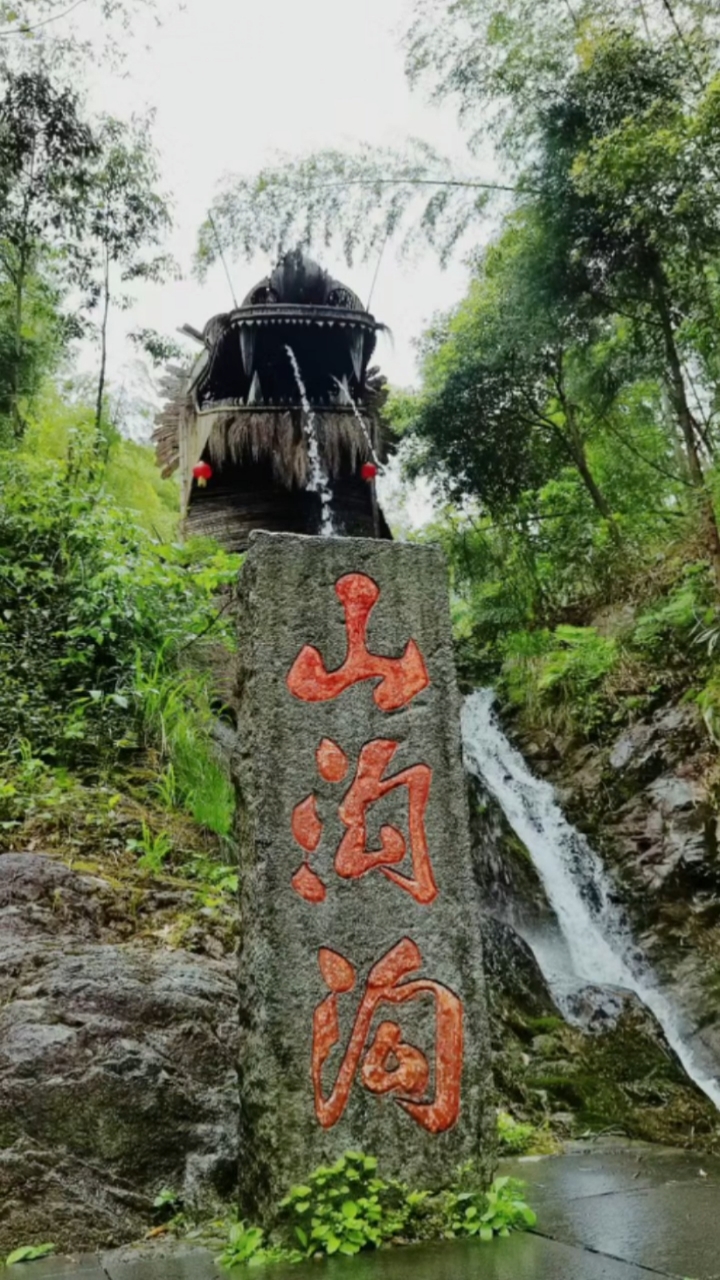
[20,1234,660,1280]
[233,533,494,1216]
[536,1180,720,1279]
[505,1146,720,1279]
[506,1143,720,1204]
[18,1146,720,1279]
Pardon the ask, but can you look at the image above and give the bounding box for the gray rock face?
[0,854,238,1252]
[513,698,720,1091]
[234,533,494,1217]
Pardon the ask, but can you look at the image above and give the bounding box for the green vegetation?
[199,3,720,759]
[0,389,240,910]
[0,448,237,808]
[496,1109,559,1156]
[5,1244,56,1265]
[217,1153,536,1269]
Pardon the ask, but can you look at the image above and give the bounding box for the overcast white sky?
[74,0,493,406]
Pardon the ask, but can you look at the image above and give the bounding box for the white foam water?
[461,687,720,1110]
[332,374,383,472]
[285,345,335,536]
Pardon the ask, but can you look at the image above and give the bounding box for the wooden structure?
[153,249,392,550]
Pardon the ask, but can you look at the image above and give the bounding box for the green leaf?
[479,1225,494,1243]
[7,1244,56,1265]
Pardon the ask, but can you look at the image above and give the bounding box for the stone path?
[21,1144,720,1279]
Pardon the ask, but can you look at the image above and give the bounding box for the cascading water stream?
[285,345,335,536]
[461,687,720,1110]
[332,375,383,472]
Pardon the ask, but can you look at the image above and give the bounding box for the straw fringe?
[153,367,389,487]
[205,409,379,487]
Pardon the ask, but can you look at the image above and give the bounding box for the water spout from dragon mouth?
[285,344,335,537]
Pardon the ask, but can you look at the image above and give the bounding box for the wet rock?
[609,705,702,786]
[480,915,557,1022]
[0,853,238,1252]
[504,694,720,1129]
[469,781,552,927]
[564,985,638,1032]
[477,909,718,1150]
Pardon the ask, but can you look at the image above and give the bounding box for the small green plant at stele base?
[218,1154,537,1268]
[278,1152,409,1258]
[152,1187,184,1224]
[444,1176,537,1242]
[6,1243,56,1265]
[219,1222,300,1269]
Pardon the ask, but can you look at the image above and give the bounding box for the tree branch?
[293,178,533,196]
[0,0,87,36]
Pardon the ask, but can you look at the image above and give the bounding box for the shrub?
[496,1109,560,1156]
[632,566,712,660]
[497,1110,537,1154]
[0,449,239,832]
[501,626,617,733]
[218,1153,537,1269]
[442,1175,537,1242]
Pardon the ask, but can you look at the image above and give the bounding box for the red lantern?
[361,462,378,481]
[193,461,213,488]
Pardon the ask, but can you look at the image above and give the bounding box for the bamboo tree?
[0,68,96,437]
[86,115,172,440]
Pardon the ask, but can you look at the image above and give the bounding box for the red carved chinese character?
[291,738,437,906]
[312,938,463,1133]
[287,573,430,711]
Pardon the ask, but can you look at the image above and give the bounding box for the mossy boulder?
[481,914,720,1151]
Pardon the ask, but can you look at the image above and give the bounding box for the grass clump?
[501,626,618,735]
[135,658,235,837]
[496,1109,560,1156]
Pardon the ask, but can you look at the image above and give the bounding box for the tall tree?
[527,30,720,575]
[405,214,619,530]
[405,0,719,157]
[86,115,172,439]
[193,0,720,274]
[0,67,97,435]
[0,0,162,77]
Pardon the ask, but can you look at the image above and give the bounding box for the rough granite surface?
[234,533,494,1216]
[0,853,238,1252]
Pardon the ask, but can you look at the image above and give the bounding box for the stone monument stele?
[234,531,494,1219]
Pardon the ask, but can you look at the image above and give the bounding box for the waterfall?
[285,345,335,536]
[461,687,720,1110]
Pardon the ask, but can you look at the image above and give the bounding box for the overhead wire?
[208,212,238,309]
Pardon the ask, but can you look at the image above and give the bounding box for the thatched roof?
[152,367,390,494]
[152,250,392,532]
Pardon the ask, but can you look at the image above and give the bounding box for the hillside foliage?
[191,2,720,749]
[0,391,239,866]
